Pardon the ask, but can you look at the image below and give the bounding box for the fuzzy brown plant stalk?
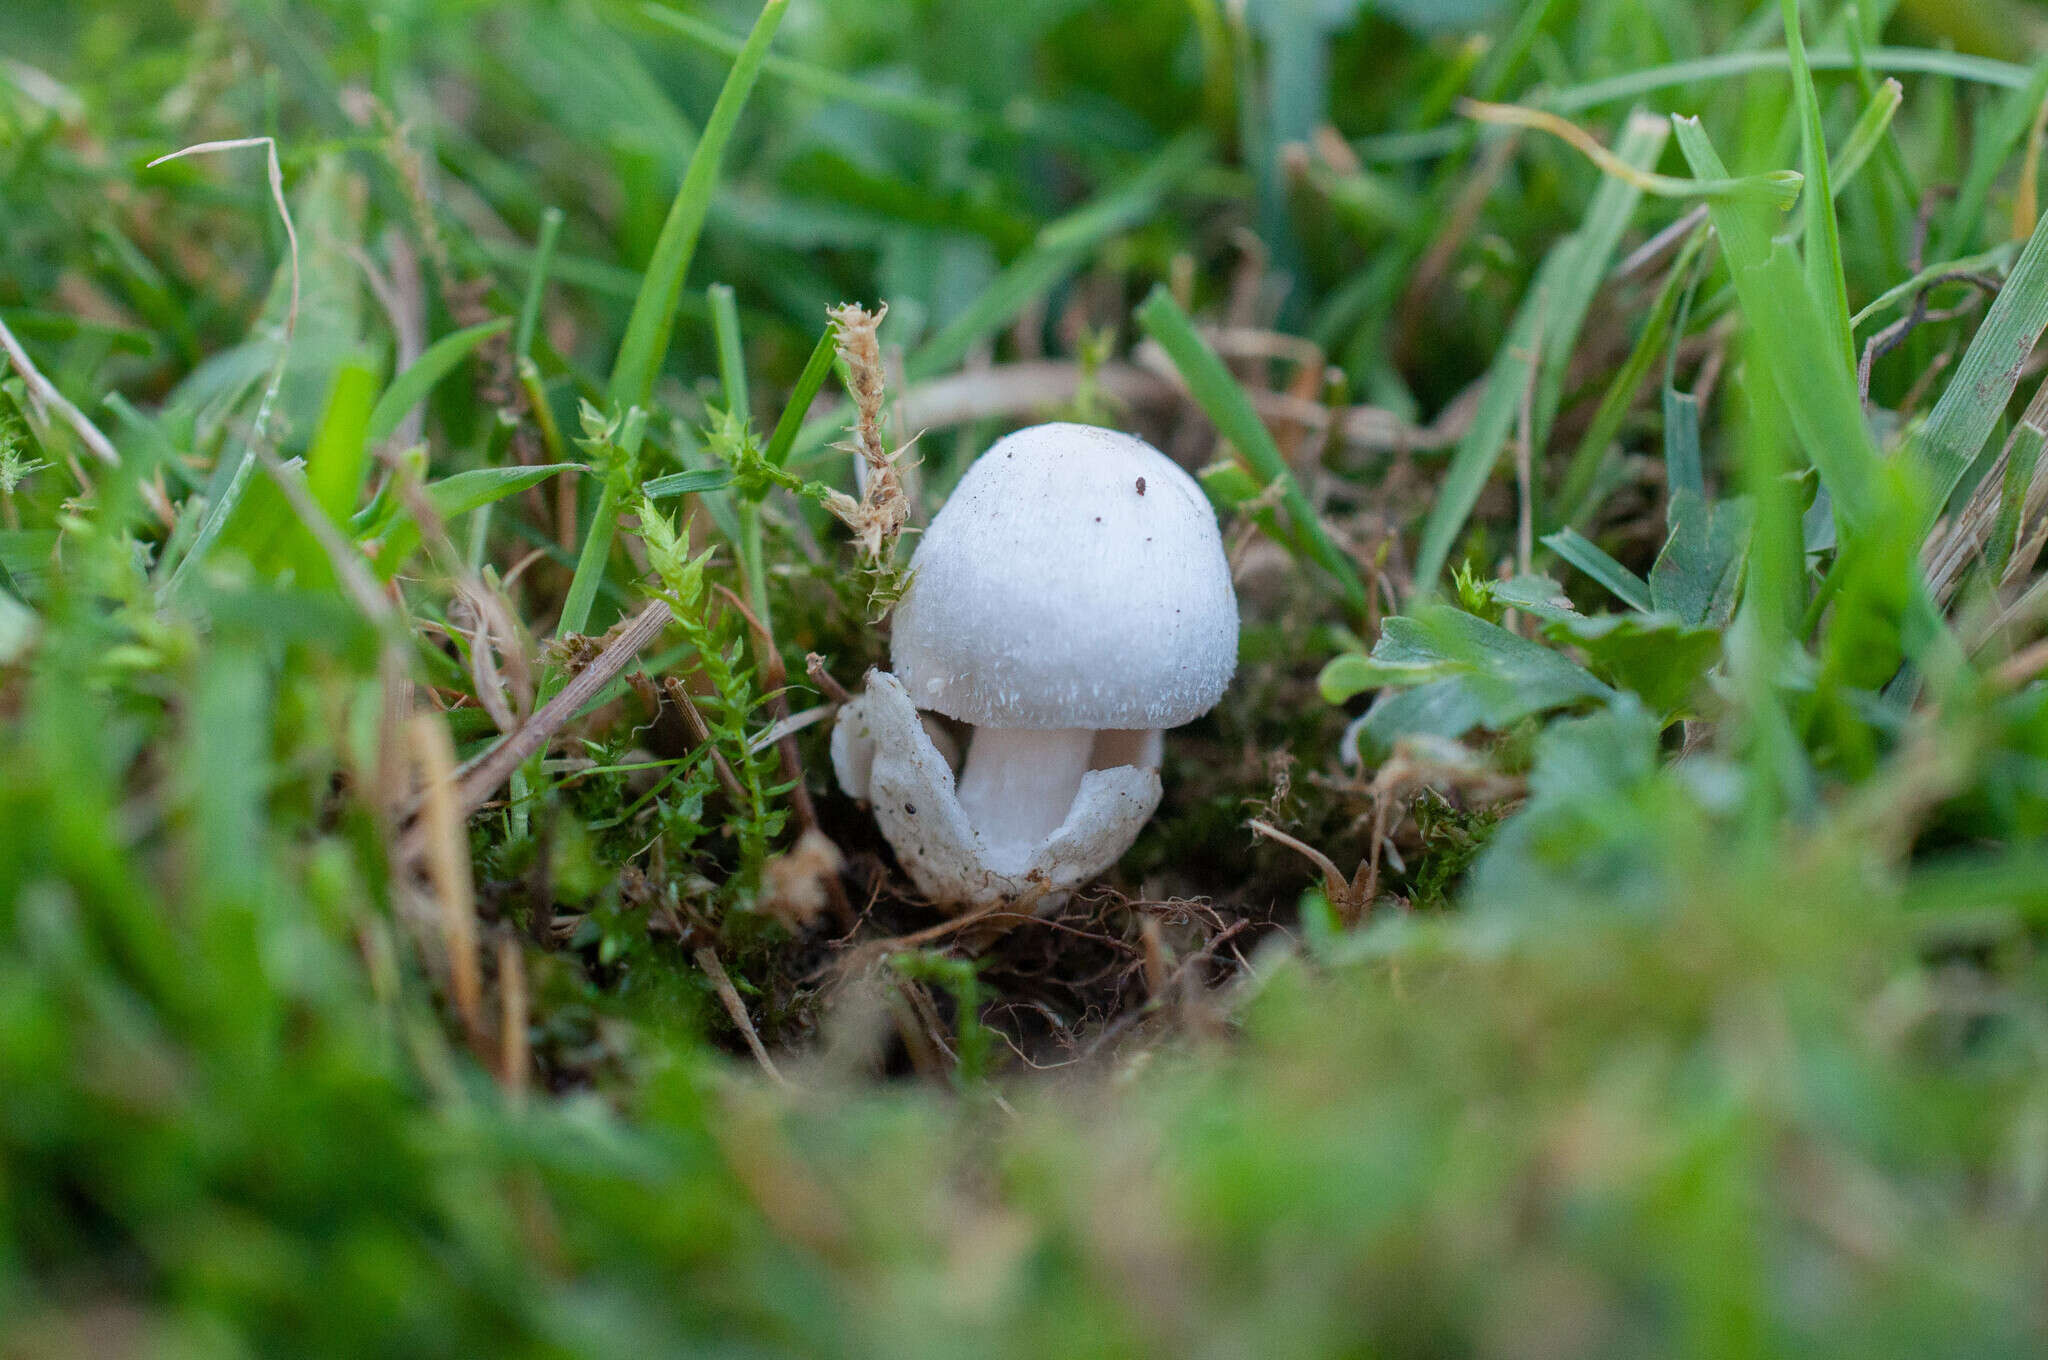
[824,303,909,563]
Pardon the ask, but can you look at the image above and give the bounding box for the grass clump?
[8,0,2048,1353]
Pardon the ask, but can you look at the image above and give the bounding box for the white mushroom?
[832,422,1239,908]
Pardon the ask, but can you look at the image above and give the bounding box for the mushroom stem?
[954,726,1096,855]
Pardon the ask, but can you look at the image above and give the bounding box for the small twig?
[817,886,1055,983]
[664,676,749,806]
[0,314,119,469]
[1616,204,1710,282]
[409,713,486,1047]
[401,600,672,853]
[696,946,789,1088]
[498,934,530,1101]
[806,654,853,705]
[1248,819,1350,904]
[1994,638,2048,692]
[1859,271,1999,403]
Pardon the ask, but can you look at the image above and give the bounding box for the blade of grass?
[905,131,1212,384]
[558,407,647,639]
[1412,113,1670,592]
[1461,101,1799,206]
[1543,528,1655,612]
[1830,75,1905,197]
[607,0,787,412]
[762,319,838,469]
[1851,242,2020,329]
[367,319,511,448]
[1673,116,1882,536]
[1934,56,2048,261]
[1551,223,1709,530]
[514,207,565,363]
[306,361,379,525]
[1782,0,1854,371]
[1135,285,1367,615]
[643,468,734,499]
[1549,47,2030,115]
[151,136,299,598]
[1909,208,2048,515]
[634,2,1025,142]
[709,283,768,619]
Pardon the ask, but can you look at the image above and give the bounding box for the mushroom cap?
[891,422,1239,730]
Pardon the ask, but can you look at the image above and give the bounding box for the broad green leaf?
[1649,492,1754,628]
[1545,613,1723,720]
[1321,605,1614,754]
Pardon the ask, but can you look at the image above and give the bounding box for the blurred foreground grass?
[8,0,2048,1353]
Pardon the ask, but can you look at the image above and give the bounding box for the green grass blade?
[1548,47,2030,116]
[708,283,750,422]
[607,0,787,412]
[643,468,735,499]
[1674,115,1882,536]
[1543,528,1655,612]
[1412,113,1669,591]
[1910,209,2048,513]
[905,131,1211,384]
[762,319,838,470]
[1829,76,1904,195]
[1934,56,2048,261]
[366,318,510,447]
[1135,285,1367,615]
[514,206,565,362]
[1853,242,2020,329]
[634,1,1025,142]
[1781,0,1853,370]
[1551,224,1707,530]
[559,408,647,639]
[305,361,379,525]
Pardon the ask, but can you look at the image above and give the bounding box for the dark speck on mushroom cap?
[891,422,1240,730]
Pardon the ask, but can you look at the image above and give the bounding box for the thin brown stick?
[664,676,749,805]
[1925,375,2048,603]
[400,601,672,855]
[0,312,175,524]
[1994,638,2048,692]
[410,713,485,1045]
[810,359,1470,463]
[0,313,118,468]
[806,654,854,706]
[1248,819,1349,902]
[696,946,789,1088]
[498,935,530,1101]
